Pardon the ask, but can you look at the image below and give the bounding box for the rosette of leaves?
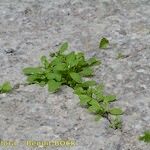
[23,42,100,93]
[74,83,123,129]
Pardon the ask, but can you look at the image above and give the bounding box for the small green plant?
[23,42,100,92]
[139,130,150,143]
[99,37,109,49]
[23,42,123,129]
[74,84,123,129]
[0,81,12,94]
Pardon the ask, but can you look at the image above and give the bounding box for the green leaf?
[51,57,62,66]
[88,99,102,113]
[59,42,68,53]
[99,37,109,49]
[92,86,104,102]
[97,84,104,91]
[75,53,87,66]
[70,72,82,83]
[78,94,92,105]
[76,52,84,59]
[46,73,61,81]
[51,55,66,66]
[27,75,38,84]
[23,67,44,75]
[41,56,49,68]
[26,74,46,84]
[79,67,93,77]
[53,63,66,71]
[81,80,96,87]
[66,52,78,67]
[86,87,93,96]
[139,131,150,143]
[102,101,109,111]
[104,95,117,102]
[96,93,105,102]
[74,87,85,95]
[48,80,61,92]
[1,82,12,93]
[87,58,101,66]
[109,108,123,115]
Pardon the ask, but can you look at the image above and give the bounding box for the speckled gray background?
[0,0,150,150]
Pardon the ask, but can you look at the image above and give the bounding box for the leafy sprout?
[0,81,12,94]
[139,131,150,143]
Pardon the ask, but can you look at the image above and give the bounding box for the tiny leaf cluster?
[139,131,150,143]
[23,42,123,129]
[0,81,12,94]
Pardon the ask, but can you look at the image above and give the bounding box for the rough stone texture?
[0,0,150,150]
